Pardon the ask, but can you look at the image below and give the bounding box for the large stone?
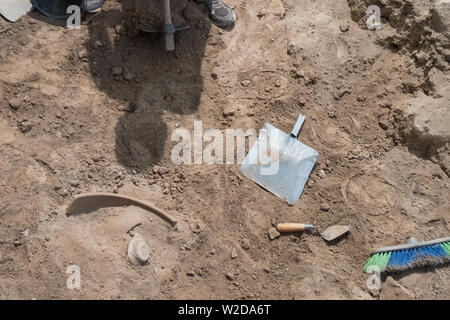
[433,0,450,39]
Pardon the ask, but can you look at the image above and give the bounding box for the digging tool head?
[240,114,319,205]
[320,225,350,242]
[0,0,32,22]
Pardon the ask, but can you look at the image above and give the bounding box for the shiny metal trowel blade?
[321,226,350,242]
[0,0,32,22]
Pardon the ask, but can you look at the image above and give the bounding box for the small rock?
[320,203,330,212]
[380,276,415,300]
[287,41,298,55]
[186,271,195,277]
[112,67,123,76]
[94,40,104,48]
[241,80,251,86]
[225,273,234,281]
[231,248,238,259]
[268,227,281,240]
[211,73,218,80]
[159,166,169,175]
[340,21,350,32]
[241,239,250,250]
[123,72,135,81]
[223,106,236,117]
[152,165,160,174]
[19,122,33,133]
[8,98,21,110]
[318,169,326,179]
[78,50,88,61]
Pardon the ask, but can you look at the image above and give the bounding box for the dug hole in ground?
[0,0,449,299]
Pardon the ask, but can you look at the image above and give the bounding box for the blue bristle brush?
[364,237,450,273]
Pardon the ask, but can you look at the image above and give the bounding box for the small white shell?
[127,233,150,266]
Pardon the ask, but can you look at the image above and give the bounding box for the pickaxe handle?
[164,0,175,51]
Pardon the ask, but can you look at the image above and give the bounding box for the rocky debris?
[112,67,123,76]
[320,202,331,212]
[78,49,88,62]
[93,40,104,48]
[8,98,21,111]
[230,248,238,259]
[340,21,350,32]
[18,121,33,133]
[432,0,450,39]
[225,273,234,281]
[123,72,135,82]
[380,276,415,300]
[241,238,250,250]
[223,106,236,117]
[268,227,281,240]
[127,233,150,266]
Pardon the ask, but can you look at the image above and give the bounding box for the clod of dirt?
[128,233,150,266]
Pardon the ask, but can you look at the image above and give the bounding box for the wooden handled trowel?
[277,223,350,242]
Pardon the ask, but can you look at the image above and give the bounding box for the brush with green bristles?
[364,237,450,274]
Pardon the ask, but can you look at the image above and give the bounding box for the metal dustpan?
[0,0,32,22]
[240,114,318,205]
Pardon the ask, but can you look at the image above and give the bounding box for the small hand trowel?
[0,0,32,22]
[277,223,350,242]
[240,114,318,205]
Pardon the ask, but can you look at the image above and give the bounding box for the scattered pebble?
[223,106,236,117]
[112,67,123,76]
[8,98,21,110]
[320,202,331,212]
[268,227,281,240]
[241,239,250,250]
[340,21,350,32]
[231,248,238,259]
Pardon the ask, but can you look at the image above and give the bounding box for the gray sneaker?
[85,0,105,13]
[196,0,236,28]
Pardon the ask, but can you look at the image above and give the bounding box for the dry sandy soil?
[0,0,449,299]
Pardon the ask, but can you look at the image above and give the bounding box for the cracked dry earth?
[0,0,449,299]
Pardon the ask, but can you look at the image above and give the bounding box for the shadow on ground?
[85,0,211,170]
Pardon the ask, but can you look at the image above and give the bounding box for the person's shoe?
[85,0,105,13]
[196,0,236,28]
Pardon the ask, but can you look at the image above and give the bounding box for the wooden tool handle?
[164,0,175,51]
[67,193,177,226]
[277,223,315,233]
